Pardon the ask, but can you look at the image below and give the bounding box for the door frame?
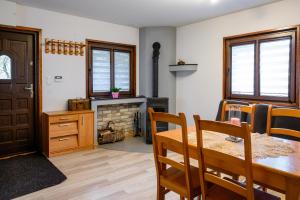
[0,24,43,152]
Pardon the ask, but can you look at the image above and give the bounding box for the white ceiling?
[9,0,281,27]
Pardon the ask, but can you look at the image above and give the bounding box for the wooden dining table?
[156,126,300,200]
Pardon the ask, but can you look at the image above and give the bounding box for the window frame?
[223,26,300,106]
[86,39,136,98]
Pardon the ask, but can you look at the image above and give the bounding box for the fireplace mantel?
[91,97,147,145]
[91,97,146,106]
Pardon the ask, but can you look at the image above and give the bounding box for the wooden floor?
[15,139,284,200]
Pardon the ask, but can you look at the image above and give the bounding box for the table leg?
[286,179,300,200]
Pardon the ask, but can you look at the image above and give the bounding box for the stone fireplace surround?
[91,97,147,145]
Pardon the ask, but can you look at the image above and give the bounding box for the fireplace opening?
[97,103,140,139]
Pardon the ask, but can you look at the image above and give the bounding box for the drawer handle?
[58,123,71,127]
[58,138,70,141]
[59,117,69,120]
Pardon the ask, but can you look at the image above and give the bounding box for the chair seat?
[160,165,201,197]
[206,178,280,200]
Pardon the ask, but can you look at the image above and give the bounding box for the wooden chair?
[267,105,300,139]
[221,101,256,132]
[148,107,201,200]
[193,116,280,200]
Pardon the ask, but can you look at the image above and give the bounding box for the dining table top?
[157,126,300,180]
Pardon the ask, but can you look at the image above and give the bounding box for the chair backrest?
[193,116,254,200]
[221,101,256,132]
[267,105,300,138]
[148,107,193,195]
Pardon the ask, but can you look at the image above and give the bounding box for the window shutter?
[92,49,111,92]
[231,44,255,95]
[114,51,130,91]
[259,38,291,97]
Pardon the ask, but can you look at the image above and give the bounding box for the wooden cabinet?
[43,110,94,157]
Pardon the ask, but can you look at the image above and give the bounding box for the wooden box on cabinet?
[42,110,94,157]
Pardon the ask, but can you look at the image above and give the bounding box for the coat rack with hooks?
[45,39,86,56]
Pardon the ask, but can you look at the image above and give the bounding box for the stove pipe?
[152,42,160,98]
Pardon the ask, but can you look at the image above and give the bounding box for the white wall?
[0,2,139,112]
[139,27,176,114]
[0,1,17,26]
[176,0,300,124]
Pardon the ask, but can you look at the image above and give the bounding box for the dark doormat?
[0,153,67,200]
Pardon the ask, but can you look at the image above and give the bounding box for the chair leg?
[180,196,185,200]
[157,185,165,200]
[186,195,194,200]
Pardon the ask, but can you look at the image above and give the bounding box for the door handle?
[24,84,33,98]
[24,84,33,90]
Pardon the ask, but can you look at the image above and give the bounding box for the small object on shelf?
[177,59,186,65]
[68,98,90,111]
[112,92,119,99]
[169,64,198,72]
[111,87,121,99]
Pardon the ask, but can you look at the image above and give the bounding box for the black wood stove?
[145,42,169,144]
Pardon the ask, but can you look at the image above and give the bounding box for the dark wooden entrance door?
[0,30,35,156]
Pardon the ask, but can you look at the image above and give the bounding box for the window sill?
[90,95,145,101]
[90,96,146,106]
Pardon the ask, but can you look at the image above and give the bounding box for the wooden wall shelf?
[169,64,198,72]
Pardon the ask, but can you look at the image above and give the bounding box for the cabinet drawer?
[49,135,78,153]
[49,115,78,123]
[49,122,79,138]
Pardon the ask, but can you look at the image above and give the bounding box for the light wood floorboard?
[14,147,179,200]
[15,143,284,200]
